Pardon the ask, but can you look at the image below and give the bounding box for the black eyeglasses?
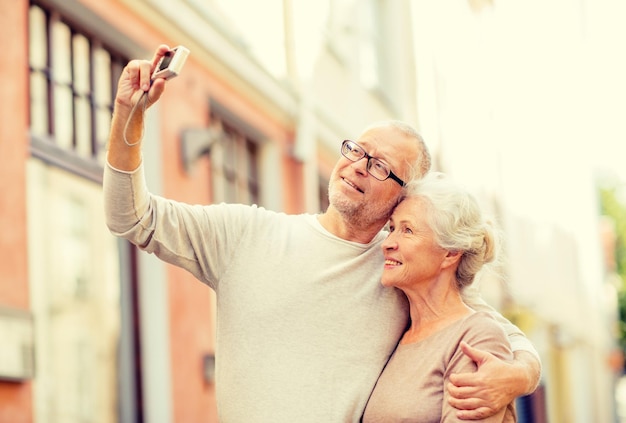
[341,140,405,187]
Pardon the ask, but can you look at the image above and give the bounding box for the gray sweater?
[103,163,534,422]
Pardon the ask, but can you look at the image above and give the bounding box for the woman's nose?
[381,235,398,251]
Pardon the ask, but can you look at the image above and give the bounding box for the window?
[28,3,128,178]
[209,114,260,205]
[357,0,382,89]
[326,0,382,90]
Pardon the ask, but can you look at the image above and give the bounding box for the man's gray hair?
[361,120,432,182]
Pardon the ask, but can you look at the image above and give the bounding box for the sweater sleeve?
[103,161,155,247]
[462,285,540,358]
[102,161,248,287]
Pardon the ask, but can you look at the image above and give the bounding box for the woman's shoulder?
[460,311,509,339]
[465,309,499,323]
[457,311,513,357]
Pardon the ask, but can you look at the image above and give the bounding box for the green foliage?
[600,186,626,277]
[599,184,626,353]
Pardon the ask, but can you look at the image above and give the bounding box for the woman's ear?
[442,250,462,268]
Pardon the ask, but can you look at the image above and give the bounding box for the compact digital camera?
[151,46,190,80]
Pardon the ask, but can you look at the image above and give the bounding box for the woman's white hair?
[400,172,501,290]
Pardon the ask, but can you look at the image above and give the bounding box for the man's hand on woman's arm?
[447,342,541,420]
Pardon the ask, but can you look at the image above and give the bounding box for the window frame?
[28,1,137,183]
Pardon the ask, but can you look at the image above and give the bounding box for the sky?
[410,0,626,189]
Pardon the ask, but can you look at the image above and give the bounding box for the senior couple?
[104,45,540,422]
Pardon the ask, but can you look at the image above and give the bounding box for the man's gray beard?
[329,190,394,229]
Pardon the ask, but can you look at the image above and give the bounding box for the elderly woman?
[362,172,517,423]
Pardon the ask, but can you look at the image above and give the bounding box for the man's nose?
[351,156,369,176]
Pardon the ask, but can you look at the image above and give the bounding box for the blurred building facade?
[2,0,418,422]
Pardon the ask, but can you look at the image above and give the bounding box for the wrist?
[113,100,133,117]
